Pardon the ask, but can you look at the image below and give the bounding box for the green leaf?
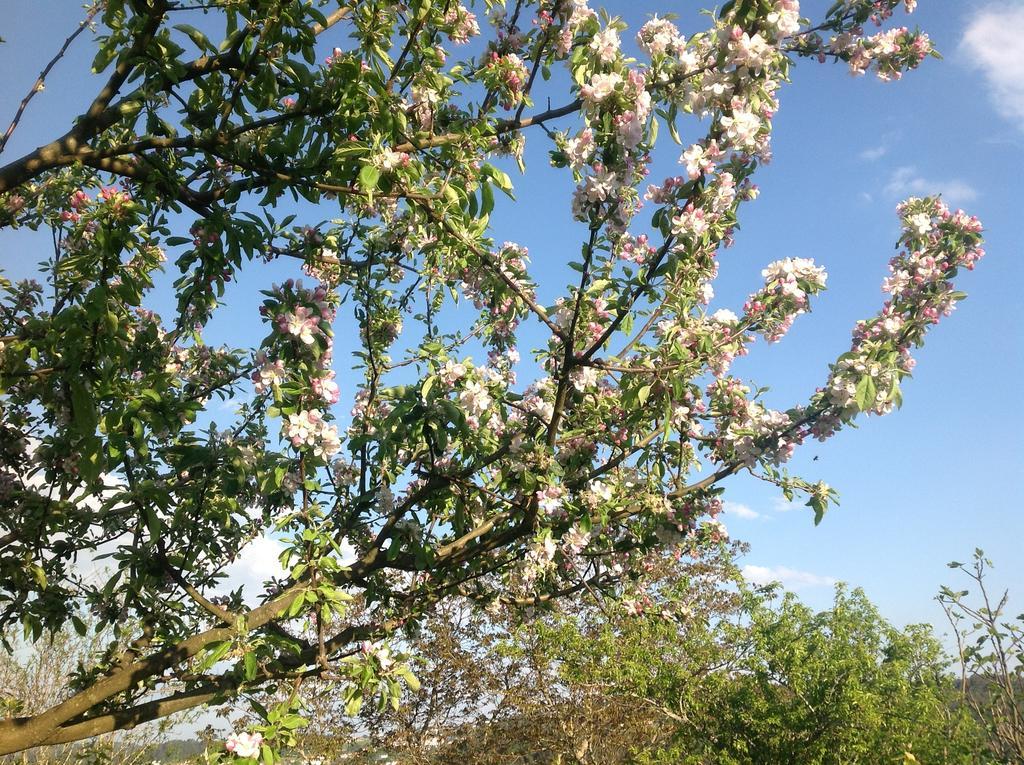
[70,380,98,435]
[421,375,436,400]
[638,385,652,405]
[481,181,495,216]
[854,375,877,412]
[487,166,515,197]
[808,495,829,526]
[667,117,681,145]
[91,45,115,74]
[143,505,161,541]
[173,24,213,52]
[401,666,421,692]
[359,164,380,193]
[30,564,47,590]
[196,640,233,671]
[345,691,363,716]
[244,651,258,680]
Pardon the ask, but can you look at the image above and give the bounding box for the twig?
[0,4,101,156]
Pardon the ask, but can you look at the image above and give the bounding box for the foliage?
[939,550,1024,762]
[0,0,985,758]
[674,587,986,763]
[279,546,989,764]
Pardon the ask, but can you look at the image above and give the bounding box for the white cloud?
[217,534,357,605]
[961,4,1024,129]
[217,535,288,604]
[859,145,888,162]
[742,564,838,590]
[723,500,760,520]
[771,496,802,512]
[884,166,978,206]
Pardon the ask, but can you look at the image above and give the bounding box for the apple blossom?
[590,27,621,63]
[225,732,263,759]
[581,72,622,103]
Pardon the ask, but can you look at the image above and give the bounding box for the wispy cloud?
[859,145,889,162]
[961,4,1024,130]
[858,130,900,163]
[723,500,760,520]
[771,496,802,513]
[742,564,838,590]
[884,166,978,206]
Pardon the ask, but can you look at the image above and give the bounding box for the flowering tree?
[0,0,985,758]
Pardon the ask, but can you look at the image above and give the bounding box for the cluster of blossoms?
[569,362,604,392]
[331,457,359,488]
[535,485,566,519]
[60,189,92,224]
[444,4,480,44]
[680,140,724,180]
[551,0,597,58]
[374,148,411,173]
[508,377,556,427]
[159,342,237,408]
[820,198,983,425]
[556,15,660,230]
[721,402,796,466]
[411,83,441,132]
[580,71,623,104]
[653,311,751,379]
[189,220,221,250]
[348,387,394,440]
[434,356,510,430]
[727,28,776,72]
[560,0,798,249]
[225,732,263,759]
[636,16,686,57]
[590,26,621,64]
[617,232,657,264]
[702,517,730,543]
[765,0,801,39]
[283,408,341,459]
[719,95,775,158]
[300,238,345,286]
[359,640,396,672]
[251,355,285,394]
[654,165,757,258]
[51,186,136,237]
[257,280,341,460]
[654,494,726,547]
[480,51,529,110]
[707,378,800,467]
[559,524,592,559]
[830,25,931,81]
[456,242,532,351]
[571,162,627,224]
[745,257,829,341]
[551,289,619,349]
[517,533,558,589]
[3,192,27,217]
[558,127,595,171]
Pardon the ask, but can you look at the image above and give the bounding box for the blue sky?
[0,0,1021,637]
